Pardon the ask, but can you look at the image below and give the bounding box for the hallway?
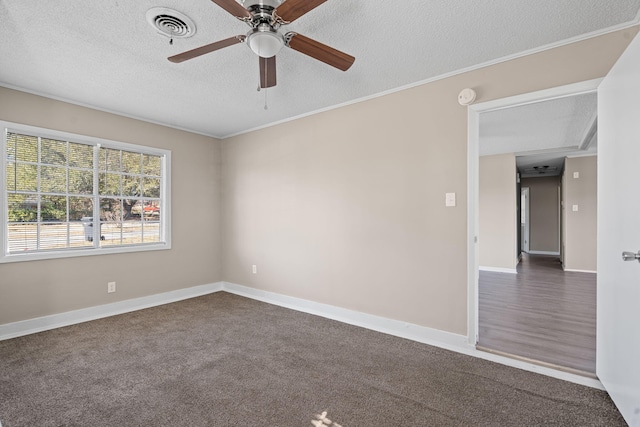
[478,254,596,375]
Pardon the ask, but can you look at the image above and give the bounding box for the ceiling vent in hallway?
[524,165,558,175]
[146,8,196,40]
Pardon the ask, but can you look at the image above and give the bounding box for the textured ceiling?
[1,1,639,138]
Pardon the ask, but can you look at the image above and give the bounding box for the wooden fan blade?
[287,33,355,71]
[210,0,251,19]
[259,56,277,88]
[168,36,245,63]
[276,0,328,22]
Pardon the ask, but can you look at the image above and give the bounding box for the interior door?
[597,31,640,426]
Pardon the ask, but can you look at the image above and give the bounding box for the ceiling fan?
[168,0,355,88]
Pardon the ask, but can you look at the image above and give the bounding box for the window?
[1,122,171,262]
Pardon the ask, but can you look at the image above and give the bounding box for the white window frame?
[1,121,171,263]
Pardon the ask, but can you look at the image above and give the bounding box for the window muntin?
[2,122,170,262]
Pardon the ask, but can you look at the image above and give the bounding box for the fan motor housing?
[244,0,282,25]
[243,0,282,9]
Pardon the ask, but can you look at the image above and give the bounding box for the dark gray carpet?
[0,292,625,426]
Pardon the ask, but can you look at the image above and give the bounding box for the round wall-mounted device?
[458,88,477,106]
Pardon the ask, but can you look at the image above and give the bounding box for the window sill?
[0,242,171,264]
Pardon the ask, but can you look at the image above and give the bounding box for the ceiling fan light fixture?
[247,28,284,58]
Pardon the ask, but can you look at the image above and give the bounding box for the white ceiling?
[480,92,598,178]
[1,1,639,139]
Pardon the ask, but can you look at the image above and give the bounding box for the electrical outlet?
[252,265,257,274]
[107,281,116,293]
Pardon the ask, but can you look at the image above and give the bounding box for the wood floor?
[478,254,596,375]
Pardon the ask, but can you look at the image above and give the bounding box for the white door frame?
[466,78,602,346]
[521,187,530,253]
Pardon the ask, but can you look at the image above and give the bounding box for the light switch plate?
[573,172,580,179]
[445,192,456,207]
[572,204,579,212]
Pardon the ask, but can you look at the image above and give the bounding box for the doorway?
[467,79,601,372]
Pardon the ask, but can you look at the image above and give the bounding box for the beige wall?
[479,154,518,270]
[521,176,561,253]
[222,28,638,336]
[563,156,597,271]
[0,87,222,324]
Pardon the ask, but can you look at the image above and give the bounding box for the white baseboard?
[528,250,560,256]
[221,282,603,390]
[222,282,469,351]
[0,280,603,390]
[0,282,223,340]
[479,266,517,274]
[563,267,597,274]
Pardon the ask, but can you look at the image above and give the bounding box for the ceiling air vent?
[524,165,557,175]
[146,8,196,39]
